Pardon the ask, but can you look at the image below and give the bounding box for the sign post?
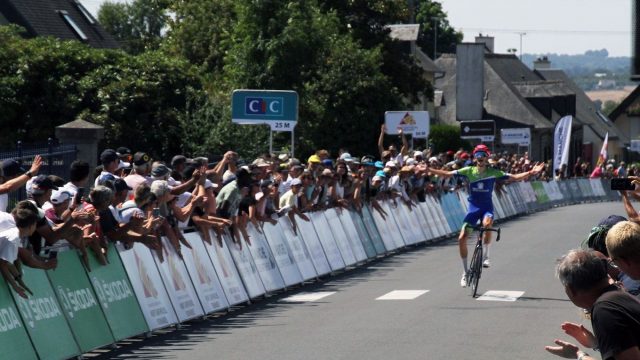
[460,120,495,142]
[232,90,298,157]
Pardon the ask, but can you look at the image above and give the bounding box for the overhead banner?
[181,233,230,314]
[47,250,115,352]
[231,89,298,131]
[87,243,148,341]
[501,128,531,146]
[202,230,249,306]
[0,280,38,360]
[553,115,573,174]
[384,111,430,138]
[153,237,204,322]
[13,266,80,360]
[117,243,178,331]
[460,120,495,141]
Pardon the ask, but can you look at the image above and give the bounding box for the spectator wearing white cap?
[44,190,73,224]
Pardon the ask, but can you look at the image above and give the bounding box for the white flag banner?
[553,115,573,174]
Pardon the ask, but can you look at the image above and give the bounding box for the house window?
[58,10,88,41]
[73,0,95,25]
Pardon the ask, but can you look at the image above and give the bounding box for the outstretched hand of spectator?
[530,162,546,175]
[544,339,580,359]
[561,322,597,349]
[29,155,43,176]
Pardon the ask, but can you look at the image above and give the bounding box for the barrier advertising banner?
[47,250,115,352]
[262,220,303,286]
[325,208,358,266]
[181,233,230,314]
[0,281,37,360]
[338,211,371,261]
[295,215,333,276]
[153,237,204,321]
[117,243,178,330]
[360,206,388,254]
[202,230,249,306]
[388,203,415,245]
[87,243,148,341]
[13,266,80,360]
[380,202,406,248]
[279,216,318,281]
[245,222,286,292]
[309,212,346,271]
[223,234,266,298]
[416,202,436,239]
[347,211,378,258]
[368,203,399,251]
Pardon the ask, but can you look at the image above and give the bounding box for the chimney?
[533,56,551,70]
[475,33,494,53]
[456,43,485,121]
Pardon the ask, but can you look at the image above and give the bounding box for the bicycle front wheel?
[469,244,483,297]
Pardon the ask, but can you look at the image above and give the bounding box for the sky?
[81,0,632,57]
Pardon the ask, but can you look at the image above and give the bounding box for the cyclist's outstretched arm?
[508,162,545,181]
[621,191,640,223]
[425,166,455,179]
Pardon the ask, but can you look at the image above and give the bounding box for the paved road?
[94,202,623,360]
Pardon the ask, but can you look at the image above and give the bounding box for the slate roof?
[0,0,119,49]
[609,85,640,121]
[536,68,628,143]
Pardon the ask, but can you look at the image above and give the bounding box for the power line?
[458,27,629,36]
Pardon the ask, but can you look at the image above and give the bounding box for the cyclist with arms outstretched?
[426,144,545,287]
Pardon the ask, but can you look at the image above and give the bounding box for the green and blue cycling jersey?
[453,166,509,210]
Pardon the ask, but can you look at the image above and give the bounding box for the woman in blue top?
[426,144,545,287]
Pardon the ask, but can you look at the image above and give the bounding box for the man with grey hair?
[545,249,640,360]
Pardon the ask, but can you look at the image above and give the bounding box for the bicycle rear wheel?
[469,244,483,297]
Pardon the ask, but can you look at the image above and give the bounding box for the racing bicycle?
[466,226,501,297]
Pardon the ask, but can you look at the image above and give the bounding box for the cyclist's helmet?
[472,144,490,158]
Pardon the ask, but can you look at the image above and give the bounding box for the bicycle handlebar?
[472,226,501,242]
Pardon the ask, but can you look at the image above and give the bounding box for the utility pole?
[433,18,439,59]
[518,32,526,60]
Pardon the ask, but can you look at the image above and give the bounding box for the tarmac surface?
[92,201,622,360]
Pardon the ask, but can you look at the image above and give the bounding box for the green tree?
[415,0,463,59]
[98,0,170,55]
[602,100,620,116]
[428,124,470,154]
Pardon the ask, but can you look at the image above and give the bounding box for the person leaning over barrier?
[545,249,640,360]
[425,144,544,287]
[278,177,310,236]
[0,206,40,298]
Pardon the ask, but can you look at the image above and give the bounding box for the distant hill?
[520,49,633,91]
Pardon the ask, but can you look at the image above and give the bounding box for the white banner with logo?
[181,233,229,314]
[309,212,346,271]
[336,210,369,262]
[153,237,204,322]
[223,233,265,299]
[279,216,318,281]
[244,223,285,292]
[261,221,303,286]
[117,243,177,330]
[202,230,249,306]
[381,201,408,248]
[295,216,333,276]
[324,209,358,266]
[384,111,430,138]
[501,128,531,145]
[553,115,573,174]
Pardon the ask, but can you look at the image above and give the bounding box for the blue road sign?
[232,90,298,131]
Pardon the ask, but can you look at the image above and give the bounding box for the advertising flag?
[553,115,573,175]
[596,132,609,167]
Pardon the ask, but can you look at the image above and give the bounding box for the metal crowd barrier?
[0,178,620,359]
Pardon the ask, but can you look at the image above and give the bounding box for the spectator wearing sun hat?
[278,177,310,235]
[124,152,152,198]
[44,189,73,224]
